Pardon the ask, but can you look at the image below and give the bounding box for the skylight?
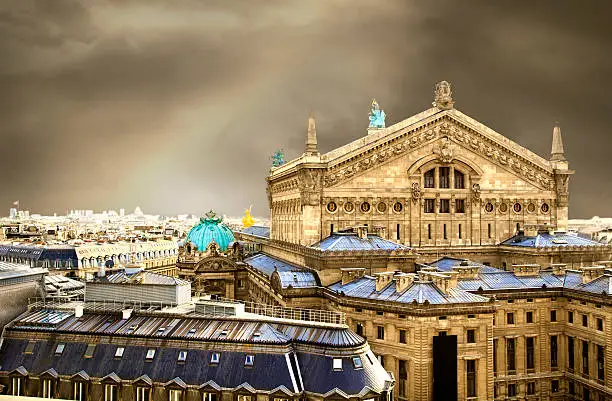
[332,358,343,370]
[178,351,187,362]
[245,354,255,366]
[146,349,156,360]
[210,352,220,364]
[115,347,125,358]
[55,343,65,355]
[352,356,363,369]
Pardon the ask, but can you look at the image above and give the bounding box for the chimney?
[551,125,566,162]
[356,225,368,239]
[580,266,605,284]
[341,268,365,285]
[512,264,541,277]
[372,226,387,238]
[305,113,319,156]
[122,308,133,320]
[451,265,480,280]
[395,273,415,293]
[551,263,567,276]
[75,304,83,318]
[524,224,539,237]
[98,265,105,278]
[375,272,394,292]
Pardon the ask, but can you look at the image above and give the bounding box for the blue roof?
[428,257,503,273]
[186,211,235,252]
[501,232,605,248]
[239,226,270,239]
[311,233,409,252]
[244,253,318,289]
[328,276,488,305]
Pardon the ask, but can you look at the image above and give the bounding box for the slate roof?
[311,233,410,252]
[99,271,190,286]
[244,254,318,289]
[428,257,503,273]
[500,232,605,248]
[328,276,488,305]
[239,226,270,239]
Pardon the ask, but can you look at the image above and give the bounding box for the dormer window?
[55,344,65,355]
[210,352,220,364]
[145,349,156,360]
[178,351,187,362]
[245,354,255,366]
[115,347,125,358]
[352,356,363,369]
[187,328,197,336]
[332,358,343,371]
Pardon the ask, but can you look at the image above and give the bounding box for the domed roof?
[186,210,235,252]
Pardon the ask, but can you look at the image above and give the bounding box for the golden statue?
[242,205,255,228]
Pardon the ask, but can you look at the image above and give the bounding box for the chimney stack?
[395,273,415,293]
[341,268,365,285]
[375,272,394,292]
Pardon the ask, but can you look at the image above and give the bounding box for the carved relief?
[433,137,455,163]
[298,168,322,206]
[411,182,421,203]
[555,173,571,207]
[471,183,481,202]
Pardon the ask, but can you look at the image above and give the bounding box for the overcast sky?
[1,0,610,218]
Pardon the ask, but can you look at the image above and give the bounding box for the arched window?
[424,169,435,188]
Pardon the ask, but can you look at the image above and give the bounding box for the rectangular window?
[454,170,465,189]
[493,339,498,375]
[466,359,476,397]
[583,340,590,376]
[42,378,53,398]
[84,344,96,359]
[55,344,65,355]
[169,389,182,401]
[398,359,408,398]
[568,336,575,370]
[330,223,334,234]
[455,199,465,213]
[526,311,533,323]
[399,329,407,344]
[440,199,450,213]
[507,383,516,397]
[352,356,363,369]
[597,318,604,331]
[598,344,605,381]
[237,396,251,401]
[427,224,432,240]
[210,352,220,364]
[424,199,435,213]
[551,380,559,393]
[115,347,125,358]
[146,349,156,360]
[245,354,255,366]
[467,329,476,344]
[105,385,117,401]
[583,314,589,327]
[458,224,462,239]
[526,337,535,370]
[507,312,514,325]
[136,387,150,401]
[424,169,435,188]
[333,358,343,370]
[24,341,36,354]
[202,393,217,401]
[178,351,187,362]
[396,223,400,240]
[551,310,557,322]
[551,335,558,368]
[569,381,575,395]
[377,325,385,340]
[569,311,574,323]
[439,167,450,188]
[507,338,516,373]
[378,354,385,368]
[73,381,85,401]
[443,224,447,239]
[356,323,364,337]
[487,223,492,239]
[526,382,535,395]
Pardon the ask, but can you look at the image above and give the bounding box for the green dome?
[186,210,235,252]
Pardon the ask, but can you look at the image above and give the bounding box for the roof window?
[178,351,187,362]
[146,349,156,360]
[332,358,343,370]
[84,344,96,358]
[352,356,363,369]
[55,344,65,355]
[245,354,255,366]
[24,341,36,354]
[210,352,220,364]
[114,347,125,358]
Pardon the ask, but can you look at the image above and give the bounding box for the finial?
[305,113,319,156]
[271,149,285,167]
[551,124,566,162]
[368,99,386,129]
[433,81,454,110]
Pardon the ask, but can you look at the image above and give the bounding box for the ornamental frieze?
[323,117,554,190]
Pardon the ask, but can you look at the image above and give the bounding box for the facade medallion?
[499,203,508,213]
[393,202,403,213]
[527,203,536,213]
[513,203,522,213]
[360,202,371,213]
[344,202,354,213]
[541,203,550,213]
[377,202,387,213]
[485,202,494,213]
[327,201,337,213]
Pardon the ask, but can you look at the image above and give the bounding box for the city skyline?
[1,1,611,217]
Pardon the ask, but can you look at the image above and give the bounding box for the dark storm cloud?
[0,0,610,218]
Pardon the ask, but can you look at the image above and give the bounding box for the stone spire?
[305,113,319,156]
[550,124,566,161]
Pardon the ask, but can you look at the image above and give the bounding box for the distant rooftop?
[238,225,270,239]
[501,232,606,248]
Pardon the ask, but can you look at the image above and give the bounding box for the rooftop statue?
[203,209,222,224]
[242,205,255,228]
[271,149,285,167]
[368,99,386,129]
[433,80,454,110]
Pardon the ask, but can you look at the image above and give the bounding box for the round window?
[327,201,337,213]
[344,202,354,213]
[485,202,494,213]
[377,202,387,213]
[360,202,371,213]
[393,202,403,213]
[541,203,550,213]
[513,203,522,213]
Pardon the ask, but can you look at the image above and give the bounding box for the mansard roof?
[244,253,319,289]
[500,232,606,248]
[311,233,410,252]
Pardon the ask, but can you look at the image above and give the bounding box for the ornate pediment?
[323,115,555,190]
